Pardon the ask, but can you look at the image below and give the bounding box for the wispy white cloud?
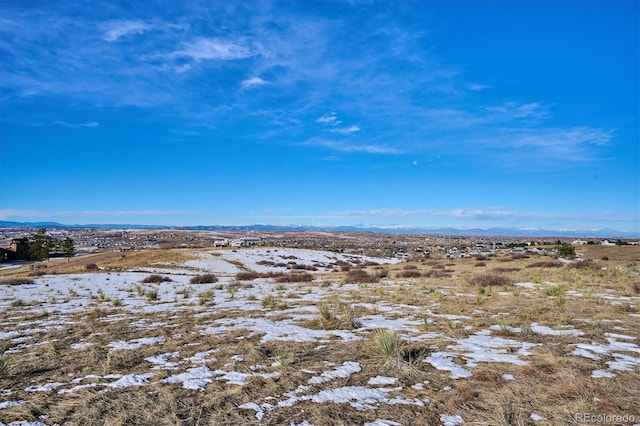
[330,125,360,135]
[316,113,341,125]
[0,209,196,220]
[103,20,154,42]
[301,138,400,154]
[467,83,492,91]
[316,113,360,136]
[316,208,520,219]
[241,76,268,89]
[53,121,99,128]
[472,126,614,165]
[250,207,639,231]
[0,2,620,171]
[484,102,551,122]
[174,38,258,61]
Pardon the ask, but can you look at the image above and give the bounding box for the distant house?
[0,238,30,262]
[213,239,229,248]
[230,237,262,248]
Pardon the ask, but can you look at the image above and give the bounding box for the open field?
[1,244,639,425]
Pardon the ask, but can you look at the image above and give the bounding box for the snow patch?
[308,362,361,385]
[0,400,25,410]
[162,365,215,390]
[107,336,165,352]
[440,414,464,425]
[367,376,398,386]
[424,353,472,379]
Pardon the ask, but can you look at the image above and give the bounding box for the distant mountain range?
[0,221,637,239]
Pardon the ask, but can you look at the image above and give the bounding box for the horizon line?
[1,220,638,238]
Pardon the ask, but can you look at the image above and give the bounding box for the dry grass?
[468,272,513,287]
[1,246,638,425]
[579,245,640,262]
[274,272,313,282]
[99,249,198,269]
[0,277,35,285]
[346,269,382,283]
[368,329,403,368]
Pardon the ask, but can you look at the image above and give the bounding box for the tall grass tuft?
[317,302,360,329]
[198,290,214,305]
[544,285,565,297]
[261,294,276,308]
[369,329,402,368]
[0,356,8,378]
[318,304,335,324]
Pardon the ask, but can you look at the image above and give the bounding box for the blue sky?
[1,1,638,233]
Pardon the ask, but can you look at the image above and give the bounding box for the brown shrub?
[424,270,452,278]
[189,274,218,284]
[85,263,99,271]
[0,277,35,286]
[346,269,381,283]
[289,263,317,271]
[527,261,563,268]
[398,270,422,278]
[141,274,173,283]
[274,272,313,283]
[469,273,513,287]
[490,267,520,273]
[236,271,262,281]
[568,260,601,270]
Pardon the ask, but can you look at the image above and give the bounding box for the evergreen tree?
[61,237,75,257]
[29,228,54,261]
[557,242,576,257]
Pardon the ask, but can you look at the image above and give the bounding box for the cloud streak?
[241,77,268,89]
[103,20,154,42]
[250,207,639,231]
[0,209,196,220]
[53,121,99,128]
[301,138,401,154]
[174,38,258,61]
[0,2,622,170]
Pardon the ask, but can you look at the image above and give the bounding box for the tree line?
[29,228,75,261]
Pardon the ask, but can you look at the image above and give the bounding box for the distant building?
[1,238,30,262]
[213,239,229,248]
[230,237,262,247]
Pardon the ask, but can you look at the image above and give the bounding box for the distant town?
[1,226,637,264]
